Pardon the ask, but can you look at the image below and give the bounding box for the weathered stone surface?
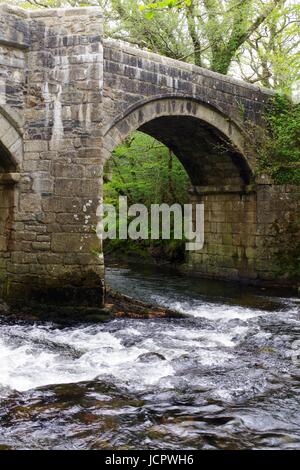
[0,5,299,308]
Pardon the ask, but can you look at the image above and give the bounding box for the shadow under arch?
[0,107,22,277]
[102,96,254,185]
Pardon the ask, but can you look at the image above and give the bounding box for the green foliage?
[104,131,189,206]
[103,132,190,262]
[236,2,300,95]
[134,0,295,78]
[257,94,300,183]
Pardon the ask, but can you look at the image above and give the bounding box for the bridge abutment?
[188,183,300,284]
[0,6,105,305]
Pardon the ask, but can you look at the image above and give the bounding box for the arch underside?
[103,97,254,186]
[139,116,251,186]
[0,108,23,172]
[0,141,17,172]
[0,110,21,260]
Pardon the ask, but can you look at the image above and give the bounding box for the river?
[0,263,299,450]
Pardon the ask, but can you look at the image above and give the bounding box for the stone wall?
[102,38,274,121]
[0,6,28,111]
[0,178,15,290]
[187,184,300,285]
[0,6,105,305]
[255,185,300,283]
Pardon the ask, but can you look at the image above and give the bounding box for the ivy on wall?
[257,94,300,184]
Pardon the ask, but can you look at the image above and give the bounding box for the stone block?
[52,163,84,178]
[42,197,83,213]
[20,193,41,212]
[11,252,37,264]
[32,241,51,251]
[0,235,7,251]
[24,140,48,152]
[51,232,99,253]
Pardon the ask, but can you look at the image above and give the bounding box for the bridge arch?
[102,96,254,185]
[0,105,23,171]
[102,96,259,282]
[0,108,21,274]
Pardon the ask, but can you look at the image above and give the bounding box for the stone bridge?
[0,5,299,306]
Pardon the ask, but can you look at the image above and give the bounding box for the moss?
[271,168,300,185]
[271,218,300,280]
[254,94,300,184]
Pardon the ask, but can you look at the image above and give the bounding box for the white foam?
[157,298,273,321]
[0,324,174,393]
[0,290,297,395]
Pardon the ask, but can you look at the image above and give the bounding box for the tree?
[103,132,190,261]
[104,0,299,91]
[104,131,189,207]
[139,0,287,74]
[105,0,190,60]
[235,1,300,94]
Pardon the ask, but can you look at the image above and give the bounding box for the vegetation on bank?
[256,94,300,184]
[252,94,300,279]
[103,132,189,263]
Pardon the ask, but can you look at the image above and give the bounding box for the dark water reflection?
[0,263,299,449]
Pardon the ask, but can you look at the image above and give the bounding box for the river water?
[0,263,299,450]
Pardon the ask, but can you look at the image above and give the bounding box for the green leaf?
[145,11,155,20]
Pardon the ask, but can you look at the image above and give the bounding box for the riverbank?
[105,253,300,291]
[0,259,298,325]
[0,286,186,326]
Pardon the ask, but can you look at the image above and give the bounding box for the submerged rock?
[106,287,187,320]
[137,352,166,363]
